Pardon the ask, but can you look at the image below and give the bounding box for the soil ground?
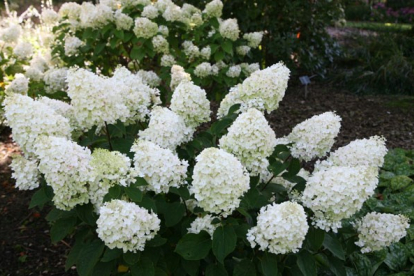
[0,84,413,275]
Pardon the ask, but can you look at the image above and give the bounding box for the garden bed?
[0,83,413,275]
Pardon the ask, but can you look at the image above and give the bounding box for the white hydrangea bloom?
[190,148,250,216]
[200,46,211,60]
[182,41,200,61]
[1,24,21,43]
[35,136,94,210]
[42,9,59,25]
[3,94,71,156]
[194,62,212,78]
[131,140,188,194]
[89,149,134,212]
[10,155,40,190]
[226,65,241,78]
[211,65,219,76]
[137,70,161,87]
[220,108,276,176]
[354,212,409,253]
[25,67,43,82]
[79,3,114,29]
[287,112,341,161]
[97,200,160,252]
[170,65,191,90]
[64,36,84,56]
[208,29,216,38]
[142,5,159,19]
[315,136,388,172]
[163,4,183,22]
[188,215,219,237]
[138,107,194,150]
[29,55,49,73]
[152,35,169,54]
[190,13,203,26]
[217,62,290,118]
[13,42,33,60]
[182,3,201,17]
[5,74,29,95]
[37,97,76,128]
[170,81,211,128]
[302,166,379,232]
[114,10,133,30]
[59,2,82,20]
[203,0,223,18]
[67,68,130,130]
[133,17,158,38]
[236,46,251,56]
[112,67,161,123]
[244,63,260,75]
[247,202,308,254]
[161,54,176,67]
[43,68,68,93]
[158,25,169,36]
[120,0,151,8]
[219,19,240,41]
[243,32,263,48]
[154,0,174,12]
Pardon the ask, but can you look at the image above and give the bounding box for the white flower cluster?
[43,68,68,93]
[203,0,223,18]
[138,107,194,150]
[315,136,387,171]
[89,149,134,212]
[218,63,290,118]
[287,112,342,161]
[236,46,250,56]
[170,81,211,128]
[37,97,76,128]
[190,148,250,216]
[220,109,276,176]
[182,41,200,61]
[79,3,114,29]
[3,94,71,156]
[170,65,191,90]
[188,215,218,238]
[41,9,59,25]
[137,70,161,87]
[226,65,241,78]
[13,42,33,60]
[194,62,212,78]
[272,168,310,192]
[161,54,176,67]
[158,25,169,36]
[10,155,40,190]
[5,74,29,95]
[114,10,133,30]
[247,202,308,254]
[200,46,211,60]
[131,140,188,194]
[142,5,159,19]
[1,24,21,43]
[354,212,409,253]
[302,166,379,232]
[59,2,82,20]
[240,63,260,75]
[96,200,160,253]
[64,36,84,56]
[133,17,158,38]
[163,4,183,22]
[243,32,263,48]
[35,136,94,211]
[152,35,169,54]
[219,19,240,41]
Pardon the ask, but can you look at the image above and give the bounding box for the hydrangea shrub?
[2,1,414,275]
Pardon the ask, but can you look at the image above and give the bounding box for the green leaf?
[50,216,77,243]
[327,255,346,276]
[222,40,233,55]
[125,184,143,203]
[123,251,140,265]
[384,243,407,271]
[114,29,124,39]
[233,260,256,276]
[29,185,53,209]
[240,188,268,210]
[91,261,116,276]
[94,43,106,55]
[135,177,149,187]
[260,252,278,276]
[285,158,301,176]
[214,50,225,62]
[76,203,97,226]
[297,250,317,276]
[146,235,167,247]
[212,225,237,263]
[350,253,370,276]
[101,248,122,262]
[268,161,289,177]
[158,201,186,227]
[211,118,233,136]
[77,239,105,276]
[206,263,228,276]
[130,46,145,61]
[139,194,157,212]
[390,175,413,191]
[175,232,212,260]
[181,260,200,276]
[323,233,345,261]
[46,207,75,222]
[103,185,122,203]
[306,227,325,252]
[227,104,241,116]
[131,257,155,276]
[210,44,219,54]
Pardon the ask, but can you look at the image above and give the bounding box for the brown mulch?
[0,84,413,275]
